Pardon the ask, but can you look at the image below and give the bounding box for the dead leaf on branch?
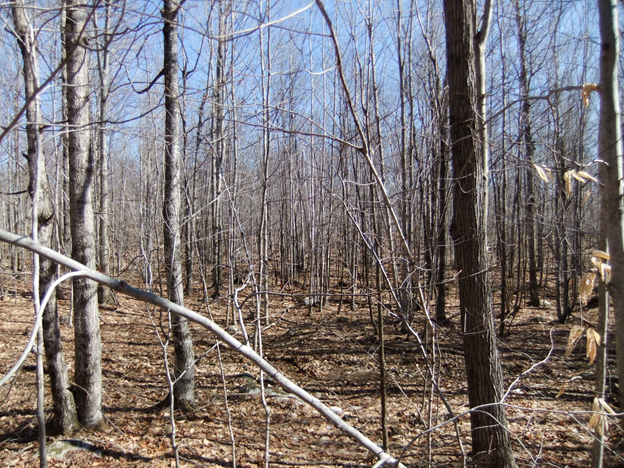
[582,83,599,107]
[586,328,601,365]
[565,325,584,358]
[578,272,596,303]
[592,250,610,261]
[564,171,573,198]
[563,170,597,198]
[534,164,552,183]
[575,170,598,183]
[591,254,612,283]
[589,397,615,435]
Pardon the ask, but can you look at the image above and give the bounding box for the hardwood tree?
[11,0,78,435]
[443,0,516,465]
[597,0,624,412]
[514,0,540,308]
[65,0,103,428]
[162,0,195,409]
[96,0,114,305]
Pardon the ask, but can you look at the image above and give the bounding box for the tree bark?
[443,0,517,465]
[12,0,78,435]
[514,0,540,307]
[162,0,195,408]
[65,0,103,428]
[97,1,114,305]
[597,0,624,412]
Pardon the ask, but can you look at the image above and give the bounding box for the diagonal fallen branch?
[0,228,405,468]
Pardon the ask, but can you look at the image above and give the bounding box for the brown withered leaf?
[565,325,584,357]
[578,272,596,303]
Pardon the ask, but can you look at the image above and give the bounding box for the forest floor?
[0,276,622,468]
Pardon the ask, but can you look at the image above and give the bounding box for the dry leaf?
[589,412,605,435]
[578,272,596,303]
[534,164,551,183]
[597,397,616,414]
[592,250,611,260]
[581,191,591,206]
[590,397,610,435]
[570,170,585,182]
[590,328,602,347]
[576,170,598,183]
[582,83,599,107]
[565,325,584,357]
[564,171,573,198]
[586,328,599,364]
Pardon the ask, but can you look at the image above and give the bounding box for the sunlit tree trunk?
[65,0,103,428]
[12,0,78,435]
[211,0,227,298]
[513,0,539,307]
[444,0,516,465]
[162,0,195,408]
[597,0,624,412]
[96,2,114,305]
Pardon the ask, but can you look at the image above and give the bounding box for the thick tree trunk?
[597,0,624,412]
[162,0,195,408]
[444,0,516,466]
[65,0,103,429]
[12,0,78,435]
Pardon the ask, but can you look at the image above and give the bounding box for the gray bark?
[443,0,517,466]
[12,0,78,435]
[597,0,624,412]
[97,2,114,305]
[65,0,103,428]
[514,0,540,307]
[162,0,195,407]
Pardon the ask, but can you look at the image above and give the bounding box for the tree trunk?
[12,0,78,435]
[514,0,539,307]
[65,0,103,429]
[162,0,195,408]
[443,0,517,465]
[211,0,227,298]
[97,2,114,305]
[597,0,624,412]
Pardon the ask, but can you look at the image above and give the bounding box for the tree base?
[152,394,197,414]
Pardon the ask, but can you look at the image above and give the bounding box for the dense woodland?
[0,0,623,467]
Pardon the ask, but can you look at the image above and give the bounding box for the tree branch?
[0,228,406,468]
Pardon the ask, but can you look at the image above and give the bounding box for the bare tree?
[96,0,114,305]
[162,0,195,409]
[597,0,624,412]
[443,0,516,465]
[65,0,103,428]
[11,0,78,435]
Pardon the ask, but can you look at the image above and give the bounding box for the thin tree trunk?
[162,0,195,409]
[514,0,539,307]
[211,0,227,298]
[97,1,114,305]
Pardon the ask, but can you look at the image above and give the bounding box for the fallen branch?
[0,228,404,468]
